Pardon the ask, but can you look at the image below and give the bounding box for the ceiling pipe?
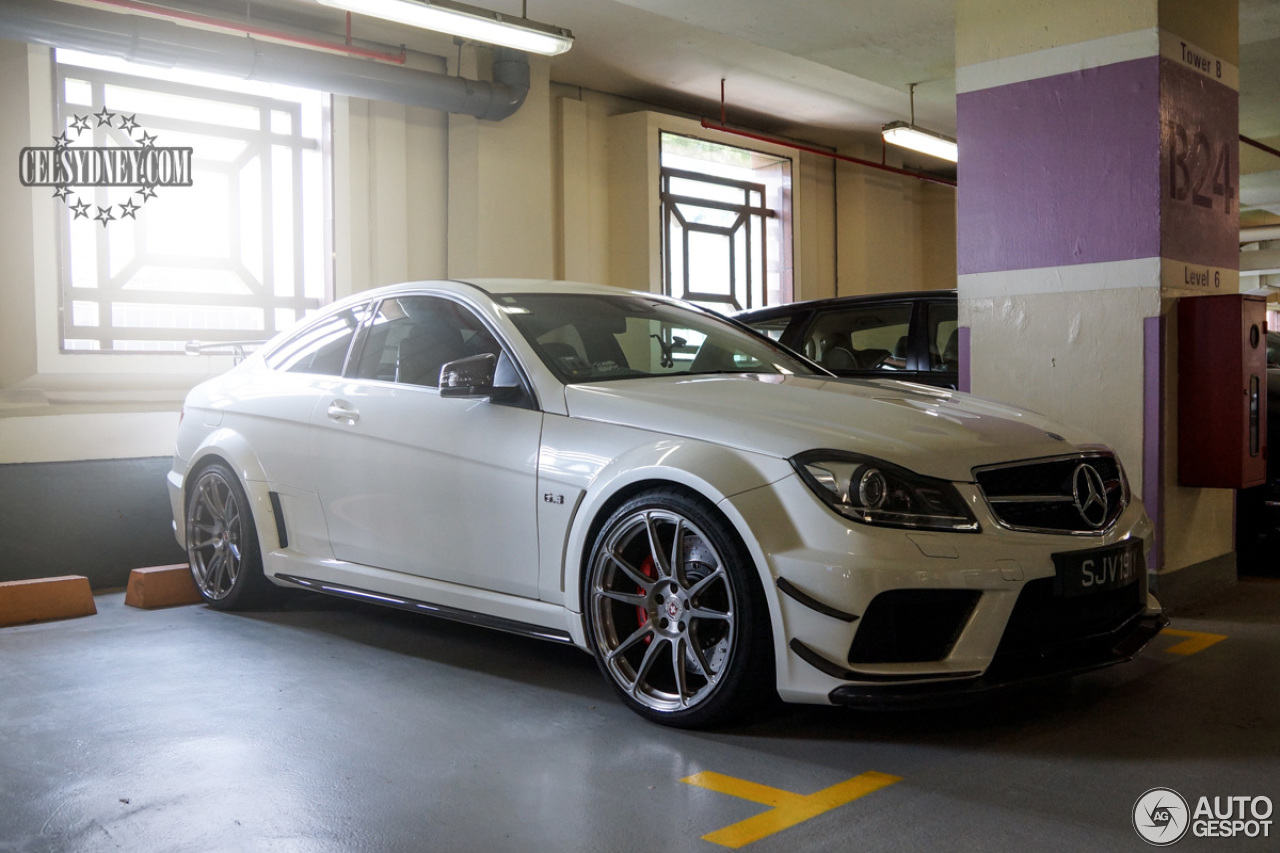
[1242,225,1280,244]
[1241,134,1280,161]
[0,0,529,121]
[79,0,407,64]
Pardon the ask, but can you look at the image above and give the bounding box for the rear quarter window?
[265,305,369,375]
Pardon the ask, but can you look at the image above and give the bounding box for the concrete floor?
[2,580,1278,853]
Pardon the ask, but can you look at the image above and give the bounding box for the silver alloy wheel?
[186,468,245,601]
[589,508,736,713]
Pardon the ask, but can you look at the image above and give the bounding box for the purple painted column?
[955,1,1240,596]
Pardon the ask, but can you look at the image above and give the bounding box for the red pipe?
[1241,134,1280,160]
[81,0,407,64]
[700,118,957,188]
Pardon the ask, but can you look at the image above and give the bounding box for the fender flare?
[559,439,789,617]
[181,429,283,555]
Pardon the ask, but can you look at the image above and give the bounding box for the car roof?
[333,278,665,303]
[735,289,956,320]
[315,279,679,317]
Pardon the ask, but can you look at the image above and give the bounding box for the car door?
[310,293,543,599]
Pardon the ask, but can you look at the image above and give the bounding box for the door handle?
[327,400,360,425]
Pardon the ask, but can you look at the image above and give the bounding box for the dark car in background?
[735,290,959,388]
[742,294,1277,572]
[1237,330,1280,574]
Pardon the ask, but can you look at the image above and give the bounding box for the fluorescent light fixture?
[316,0,574,56]
[881,121,958,163]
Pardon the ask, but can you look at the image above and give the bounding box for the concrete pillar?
[956,0,1241,606]
[447,46,555,280]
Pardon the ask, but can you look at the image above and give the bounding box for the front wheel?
[185,462,275,610]
[584,487,773,728]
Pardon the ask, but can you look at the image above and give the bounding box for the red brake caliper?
[636,556,656,644]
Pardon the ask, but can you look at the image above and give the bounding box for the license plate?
[1051,539,1144,597]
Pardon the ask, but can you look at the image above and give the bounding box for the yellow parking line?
[1161,628,1228,656]
[682,770,901,849]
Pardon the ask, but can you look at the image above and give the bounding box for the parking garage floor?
[3,579,1279,853]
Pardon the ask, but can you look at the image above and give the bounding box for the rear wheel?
[584,487,773,728]
[185,462,275,610]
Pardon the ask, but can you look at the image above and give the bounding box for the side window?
[265,305,369,375]
[746,316,793,342]
[805,305,912,373]
[928,302,960,373]
[354,296,501,388]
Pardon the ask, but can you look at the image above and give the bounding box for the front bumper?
[826,608,1168,709]
[721,471,1162,708]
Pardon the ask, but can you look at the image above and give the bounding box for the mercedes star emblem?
[1072,463,1109,529]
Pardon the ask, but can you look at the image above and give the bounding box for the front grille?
[990,576,1143,674]
[974,454,1126,534]
[848,589,981,664]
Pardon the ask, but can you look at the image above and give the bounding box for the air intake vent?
[848,589,980,664]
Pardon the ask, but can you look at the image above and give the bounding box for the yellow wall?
[836,144,958,297]
[956,0,1159,67]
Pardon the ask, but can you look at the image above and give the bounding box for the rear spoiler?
[184,340,267,365]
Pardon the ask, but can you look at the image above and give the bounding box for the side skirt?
[274,573,576,645]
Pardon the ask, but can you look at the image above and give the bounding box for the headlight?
[791,450,979,532]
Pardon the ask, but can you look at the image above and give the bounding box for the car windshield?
[498,293,821,383]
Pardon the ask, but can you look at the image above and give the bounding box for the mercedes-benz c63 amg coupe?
[169,279,1166,727]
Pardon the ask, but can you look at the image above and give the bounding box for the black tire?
[184,461,276,611]
[583,486,774,728]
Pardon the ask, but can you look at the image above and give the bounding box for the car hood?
[563,374,1107,482]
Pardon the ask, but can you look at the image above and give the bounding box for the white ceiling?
[545,0,1280,144]
[539,0,960,143]
[138,0,1280,216]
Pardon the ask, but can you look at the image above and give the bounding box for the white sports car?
[169,279,1166,727]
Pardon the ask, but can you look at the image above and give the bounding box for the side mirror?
[439,353,497,398]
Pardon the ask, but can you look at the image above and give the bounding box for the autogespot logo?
[1134,788,1190,846]
[1134,788,1275,844]
[18,108,192,227]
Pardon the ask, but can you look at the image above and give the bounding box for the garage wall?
[335,95,451,296]
[836,146,958,297]
[0,37,955,586]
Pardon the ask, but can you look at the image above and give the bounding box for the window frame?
[52,50,332,355]
[658,132,793,313]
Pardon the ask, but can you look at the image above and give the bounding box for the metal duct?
[1242,225,1280,244]
[0,0,529,121]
